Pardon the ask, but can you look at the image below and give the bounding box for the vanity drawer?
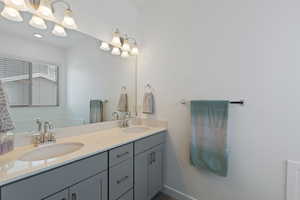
[135,132,165,155]
[1,152,108,200]
[109,143,133,167]
[109,158,133,200]
[118,189,133,200]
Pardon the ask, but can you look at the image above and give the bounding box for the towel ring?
[145,84,152,92]
[121,86,127,92]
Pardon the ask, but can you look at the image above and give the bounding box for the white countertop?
[0,126,166,186]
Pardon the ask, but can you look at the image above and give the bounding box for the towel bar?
[180,99,245,105]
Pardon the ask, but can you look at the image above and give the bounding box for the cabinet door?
[134,150,150,200]
[148,144,163,199]
[43,190,68,200]
[69,171,108,200]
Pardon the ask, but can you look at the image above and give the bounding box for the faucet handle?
[32,132,41,147]
[48,123,56,142]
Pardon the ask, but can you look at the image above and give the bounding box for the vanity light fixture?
[121,51,129,58]
[29,15,47,29]
[0,0,78,37]
[99,28,139,58]
[100,42,110,51]
[111,29,122,47]
[111,47,121,56]
[1,5,23,22]
[52,24,67,37]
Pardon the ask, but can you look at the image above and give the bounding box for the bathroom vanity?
[0,4,163,200]
[0,126,166,200]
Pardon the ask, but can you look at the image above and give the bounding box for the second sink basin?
[19,142,84,161]
[122,126,150,134]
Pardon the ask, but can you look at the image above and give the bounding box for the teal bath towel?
[190,100,229,177]
[90,100,104,123]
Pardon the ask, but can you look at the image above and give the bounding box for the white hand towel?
[143,92,154,114]
[118,93,128,112]
[0,81,14,133]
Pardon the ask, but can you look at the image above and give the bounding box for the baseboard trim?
[163,185,199,200]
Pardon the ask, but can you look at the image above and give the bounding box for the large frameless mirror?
[0,12,137,133]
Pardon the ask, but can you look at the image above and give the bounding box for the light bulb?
[122,39,131,52]
[29,15,47,30]
[37,0,54,19]
[62,9,77,29]
[130,43,139,55]
[111,29,121,47]
[121,51,129,58]
[1,5,23,22]
[100,42,110,51]
[52,24,67,37]
[111,47,121,56]
[4,0,27,11]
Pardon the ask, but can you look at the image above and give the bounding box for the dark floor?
[153,193,177,200]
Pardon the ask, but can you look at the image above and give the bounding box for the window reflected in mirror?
[0,56,59,107]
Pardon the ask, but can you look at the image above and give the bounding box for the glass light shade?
[52,24,67,37]
[37,0,54,19]
[100,42,110,51]
[122,39,131,51]
[4,0,27,11]
[121,51,129,58]
[111,47,121,56]
[62,9,77,29]
[29,15,47,30]
[130,42,139,55]
[111,30,121,47]
[131,46,139,55]
[1,6,23,22]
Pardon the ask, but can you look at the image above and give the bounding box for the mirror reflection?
[0,13,136,133]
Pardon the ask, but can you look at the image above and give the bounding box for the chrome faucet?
[112,111,120,120]
[32,120,56,147]
[121,112,131,128]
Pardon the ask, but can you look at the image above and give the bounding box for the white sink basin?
[122,127,150,134]
[19,142,84,161]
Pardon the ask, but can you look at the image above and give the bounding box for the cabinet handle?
[71,193,77,200]
[148,153,152,165]
[117,175,129,184]
[61,198,66,200]
[149,152,154,164]
[153,152,156,163]
[149,152,156,164]
[116,151,129,158]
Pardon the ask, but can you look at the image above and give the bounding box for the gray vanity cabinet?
[43,190,68,200]
[148,144,163,198]
[69,171,108,200]
[0,132,166,200]
[134,133,165,200]
[1,152,108,200]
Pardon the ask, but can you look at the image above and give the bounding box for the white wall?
[136,0,300,200]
